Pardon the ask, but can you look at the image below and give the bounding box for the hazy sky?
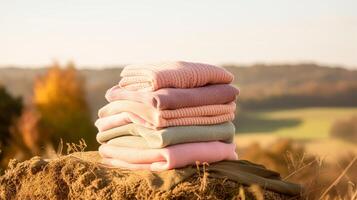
[1,0,356,68]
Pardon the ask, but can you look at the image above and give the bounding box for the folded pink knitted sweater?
[106,84,239,110]
[99,141,238,171]
[119,61,234,91]
[96,100,236,130]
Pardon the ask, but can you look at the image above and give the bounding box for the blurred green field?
[236,107,357,161]
[237,107,357,139]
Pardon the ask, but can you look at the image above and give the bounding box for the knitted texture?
[96,122,235,148]
[96,100,236,130]
[119,61,234,91]
[99,141,238,171]
[106,84,239,110]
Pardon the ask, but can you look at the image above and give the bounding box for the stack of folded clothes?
[95,61,240,171]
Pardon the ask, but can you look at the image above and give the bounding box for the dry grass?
[240,139,357,200]
[2,138,356,199]
[65,138,87,155]
[54,139,357,199]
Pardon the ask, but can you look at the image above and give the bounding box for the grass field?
[235,107,357,161]
[237,107,357,139]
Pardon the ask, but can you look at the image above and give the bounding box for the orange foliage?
[33,62,97,149]
[34,62,87,110]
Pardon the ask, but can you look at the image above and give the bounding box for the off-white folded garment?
[99,141,238,171]
[96,100,236,130]
[96,122,235,148]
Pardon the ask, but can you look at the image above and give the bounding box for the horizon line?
[0,60,356,70]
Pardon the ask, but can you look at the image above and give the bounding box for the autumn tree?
[34,62,97,150]
[0,86,23,169]
[13,107,42,156]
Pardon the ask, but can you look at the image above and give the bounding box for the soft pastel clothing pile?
[95,61,239,171]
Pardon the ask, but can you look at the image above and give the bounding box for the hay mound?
[0,152,296,200]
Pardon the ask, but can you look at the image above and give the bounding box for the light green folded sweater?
[96,122,235,149]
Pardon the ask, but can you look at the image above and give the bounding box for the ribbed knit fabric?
[96,122,235,148]
[96,100,236,130]
[106,84,239,110]
[119,61,234,91]
[99,141,238,171]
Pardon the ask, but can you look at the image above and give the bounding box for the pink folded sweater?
[106,84,239,110]
[96,100,236,130]
[99,141,238,171]
[119,61,234,91]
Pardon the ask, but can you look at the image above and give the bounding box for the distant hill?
[224,64,357,109]
[225,63,357,96]
[1,63,356,118]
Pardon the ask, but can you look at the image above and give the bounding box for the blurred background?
[0,0,356,198]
